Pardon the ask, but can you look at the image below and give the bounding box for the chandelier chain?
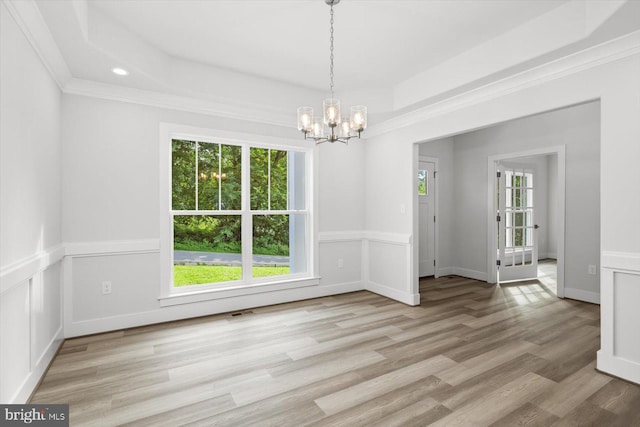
[329,4,335,99]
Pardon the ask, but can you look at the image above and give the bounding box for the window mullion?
[241,145,252,282]
[268,149,271,211]
[195,141,199,211]
[218,143,222,210]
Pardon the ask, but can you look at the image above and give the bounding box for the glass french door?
[498,163,538,281]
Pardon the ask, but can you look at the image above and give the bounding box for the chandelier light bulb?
[312,117,324,138]
[323,99,340,126]
[297,107,314,132]
[339,118,351,138]
[350,106,368,132]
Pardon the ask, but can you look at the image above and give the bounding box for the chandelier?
[297,0,367,144]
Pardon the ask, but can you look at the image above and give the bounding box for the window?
[164,133,312,296]
[417,169,427,196]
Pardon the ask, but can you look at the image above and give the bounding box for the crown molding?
[2,0,71,89]
[63,78,293,128]
[367,30,640,138]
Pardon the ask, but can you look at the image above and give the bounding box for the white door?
[498,163,538,281]
[419,161,436,277]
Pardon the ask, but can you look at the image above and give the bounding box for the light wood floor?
[32,276,640,426]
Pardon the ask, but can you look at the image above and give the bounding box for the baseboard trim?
[11,327,63,404]
[365,281,419,306]
[453,267,488,282]
[564,287,600,304]
[436,267,455,277]
[597,350,640,386]
[65,281,364,337]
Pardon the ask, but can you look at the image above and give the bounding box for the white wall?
[60,94,366,337]
[0,3,64,403]
[451,102,599,295]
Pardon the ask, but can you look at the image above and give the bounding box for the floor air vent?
[230,310,253,317]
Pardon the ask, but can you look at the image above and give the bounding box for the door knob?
[534,224,540,229]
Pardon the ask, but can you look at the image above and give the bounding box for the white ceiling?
[32,0,638,115]
[88,0,569,91]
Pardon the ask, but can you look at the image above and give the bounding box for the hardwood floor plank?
[462,305,533,329]
[286,325,401,360]
[371,399,451,427]
[430,372,555,427]
[436,339,540,386]
[118,394,237,427]
[314,355,457,416]
[387,313,477,342]
[192,372,364,427]
[533,339,601,382]
[433,352,550,411]
[309,378,448,427]
[587,378,640,414]
[529,324,600,361]
[489,402,559,427]
[533,361,613,417]
[232,350,385,406]
[551,401,617,426]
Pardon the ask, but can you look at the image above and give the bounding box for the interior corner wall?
[451,101,600,295]
[60,94,365,337]
[0,3,64,403]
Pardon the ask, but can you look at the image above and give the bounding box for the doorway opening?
[489,147,565,297]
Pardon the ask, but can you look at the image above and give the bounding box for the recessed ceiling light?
[112,67,129,76]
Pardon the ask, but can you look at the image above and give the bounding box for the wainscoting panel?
[598,251,640,385]
[318,240,363,286]
[365,234,419,306]
[0,247,63,403]
[64,238,364,337]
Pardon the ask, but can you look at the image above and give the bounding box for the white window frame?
[159,123,319,306]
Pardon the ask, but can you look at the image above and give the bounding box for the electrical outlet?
[101,281,112,295]
[588,265,597,275]
[338,259,344,268]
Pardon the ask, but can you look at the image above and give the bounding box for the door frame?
[413,152,440,292]
[487,145,566,297]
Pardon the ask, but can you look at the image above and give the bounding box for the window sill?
[158,276,321,307]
